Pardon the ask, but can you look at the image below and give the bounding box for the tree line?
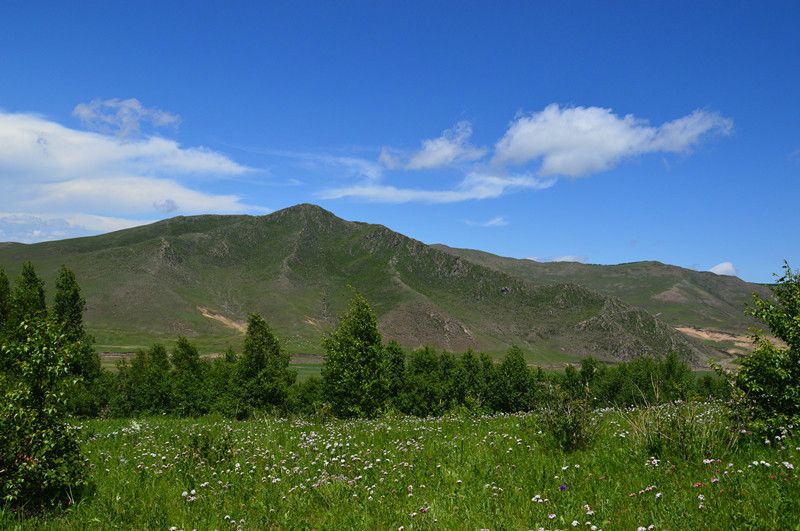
[0,264,728,422]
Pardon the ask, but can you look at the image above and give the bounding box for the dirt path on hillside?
[197,306,246,332]
[675,327,754,354]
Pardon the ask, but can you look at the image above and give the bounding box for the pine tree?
[52,266,103,416]
[237,314,295,410]
[0,267,10,335]
[53,266,86,342]
[321,293,387,418]
[10,262,46,328]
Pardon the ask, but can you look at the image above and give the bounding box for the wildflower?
[559,483,567,491]
[548,513,556,519]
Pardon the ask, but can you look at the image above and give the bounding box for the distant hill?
[0,204,727,365]
[433,245,771,355]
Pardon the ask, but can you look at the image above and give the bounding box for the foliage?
[0,319,89,512]
[9,262,47,332]
[540,391,596,452]
[51,266,104,416]
[490,346,536,412]
[399,346,443,417]
[171,337,209,417]
[0,267,10,335]
[286,377,323,416]
[589,353,694,407]
[111,344,174,416]
[736,261,800,432]
[321,292,387,418]
[237,314,295,411]
[384,340,406,407]
[52,266,86,342]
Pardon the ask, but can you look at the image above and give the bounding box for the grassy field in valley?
[4,403,798,530]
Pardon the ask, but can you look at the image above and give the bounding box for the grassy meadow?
[4,403,798,530]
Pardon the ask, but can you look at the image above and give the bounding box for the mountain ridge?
[0,203,751,366]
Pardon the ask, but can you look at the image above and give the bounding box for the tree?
[53,266,86,342]
[321,293,387,418]
[0,318,89,512]
[458,349,492,409]
[399,346,442,417]
[117,344,174,415]
[171,337,209,416]
[736,261,800,431]
[9,262,46,328]
[52,266,103,416]
[0,267,10,335]
[384,340,406,406]
[237,314,295,410]
[490,346,534,413]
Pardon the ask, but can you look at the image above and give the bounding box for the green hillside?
[434,245,770,353]
[0,204,712,365]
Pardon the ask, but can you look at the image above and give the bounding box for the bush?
[540,392,596,452]
[736,262,800,433]
[0,319,90,512]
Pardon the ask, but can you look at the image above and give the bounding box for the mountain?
[433,245,771,355]
[0,204,724,365]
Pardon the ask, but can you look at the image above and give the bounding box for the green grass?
[4,403,798,529]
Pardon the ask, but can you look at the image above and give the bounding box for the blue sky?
[1,1,797,282]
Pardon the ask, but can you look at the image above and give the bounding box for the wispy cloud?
[709,261,737,276]
[379,121,486,170]
[73,98,181,138]
[526,255,587,263]
[319,104,732,205]
[319,172,554,204]
[230,145,383,182]
[494,104,732,176]
[0,212,151,243]
[466,215,508,227]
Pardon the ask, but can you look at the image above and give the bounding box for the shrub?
[0,319,89,512]
[736,262,800,433]
[540,391,596,452]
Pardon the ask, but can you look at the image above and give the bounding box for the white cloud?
[380,121,487,170]
[467,215,508,227]
[0,212,150,243]
[23,176,253,215]
[73,98,181,138]
[550,255,586,263]
[494,105,732,176]
[526,255,586,263]
[0,112,249,180]
[709,261,737,276]
[231,145,383,182]
[319,172,554,204]
[0,108,263,242]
